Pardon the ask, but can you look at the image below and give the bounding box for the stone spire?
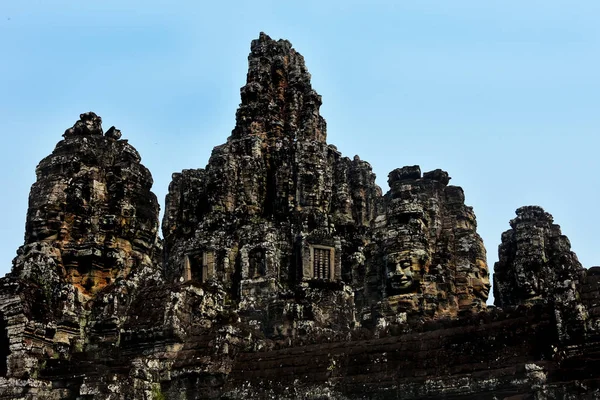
[364,166,490,321]
[493,206,584,307]
[3,35,600,400]
[232,32,327,143]
[162,34,381,336]
[15,112,160,300]
[163,33,370,242]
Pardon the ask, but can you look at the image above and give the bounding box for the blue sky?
[1,1,599,303]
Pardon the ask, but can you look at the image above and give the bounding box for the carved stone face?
[513,230,546,300]
[471,259,491,301]
[515,263,542,300]
[385,251,421,295]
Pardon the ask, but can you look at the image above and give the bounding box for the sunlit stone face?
[471,259,491,301]
[385,251,421,295]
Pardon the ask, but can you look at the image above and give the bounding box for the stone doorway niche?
[248,248,266,279]
[184,251,215,283]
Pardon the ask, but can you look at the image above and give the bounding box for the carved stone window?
[184,251,215,282]
[309,245,335,280]
[313,248,330,279]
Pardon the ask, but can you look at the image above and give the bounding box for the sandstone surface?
[0,33,599,399]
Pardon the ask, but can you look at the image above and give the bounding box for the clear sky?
[1,1,599,304]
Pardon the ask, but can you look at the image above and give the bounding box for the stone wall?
[0,33,599,399]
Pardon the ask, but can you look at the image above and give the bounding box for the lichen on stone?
[0,33,599,400]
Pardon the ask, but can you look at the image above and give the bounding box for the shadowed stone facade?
[0,33,599,399]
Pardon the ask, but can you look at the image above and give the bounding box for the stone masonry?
[0,33,599,399]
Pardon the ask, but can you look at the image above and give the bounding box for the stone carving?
[384,251,421,294]
[105,125,122,140]
[493,206,588,341]
[0,33,599,399]
[16,112,160,300]
[62,111,103,137]
[1,112,161,382]
[362,166,489,321]
[308,244,335,280]
[494,206,584,307]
